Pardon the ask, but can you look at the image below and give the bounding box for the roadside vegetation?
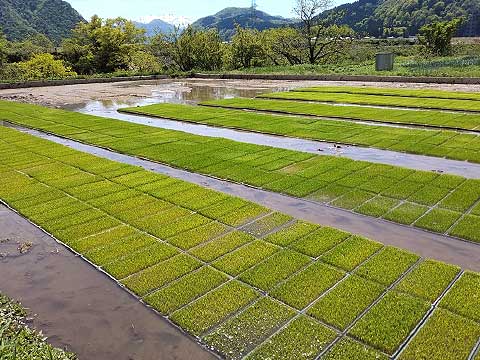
[0,125,479,360]
[0,1,478,81]
[0,293,76,360]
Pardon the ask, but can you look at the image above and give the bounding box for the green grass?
[324,337,389,360]
[349,291,431,354]
[239,249,311,291]
[395,259,460,302]
[247,316,337,360]
[260,89,480,112]
[271,262,345,309]
[399,309,480,360]
[321,236,383,271]
[203,297,295,359]
[308,275,385,330]
[439,271,480,321]
[170,281,259,336]
[1,100,478,242]
[0,292,77,360]
[144,266,228,314]
[354,247,419,286]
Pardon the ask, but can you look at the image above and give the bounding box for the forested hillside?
[324,0,480,37]
[0,0,84,43]
[192,7,294,40]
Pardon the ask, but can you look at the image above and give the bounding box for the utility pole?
[251,0,257,18]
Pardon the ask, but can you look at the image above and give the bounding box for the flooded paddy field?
[1,78,480,360]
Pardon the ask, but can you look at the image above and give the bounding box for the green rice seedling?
[349,291,431,355]
[246,316,337,360]
[170,280,259,336]
[241,212,293,237]
[68,225,138,253]
[308,275,385,330]
[20,197,88,223]
[111,170,165,187]
[383,202,428,225]
[271,262,345,309]
[395,259,460,302]
[144,266,228,314]
[102,241,179,279]
[399,309,480,360]
[321,236,383,271]
[331,189,376,210]
[212,240,280,276]
[307,184,351,204]
[197,197,251,218]
[55,216,122,243]
[407,185,452,206]
[381,181,423,200]
[130,207,192,235]
[439,179,480,212]
[42,208,105,232]
[239,250,311,291]
[167,221,229,250]
[263,221,319,246]
[448,214,480,243]
[356,196,400,218]
[84,232,159,266]
[189,231,254,262]
[283,178,328,197]
[439,271,480,321]
[204,297,295,359]
[323,337,389,360]
[217,203,270,227]
[354,247,419,286]
[151,214,212,239]
[121,254,201,296]
[290,227,350,257]
[87,189,140,207]
[65,180,126,201]
[10,189,66,209]
[414,208,462,233]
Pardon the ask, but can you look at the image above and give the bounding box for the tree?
[151,26,223,72]
[229,25,265,69]
[62,16,146,74]
[262,28,306,65]
[17,53,77,80]
[0,31,8,68]
[418,18,463,56]
[294,0,354,64]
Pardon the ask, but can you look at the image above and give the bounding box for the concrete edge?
[192,73,480,85]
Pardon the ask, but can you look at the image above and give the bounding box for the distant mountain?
[0,0,85,43]
[192,7,294,39]
[322,0,480,37]
[133,19,175,37]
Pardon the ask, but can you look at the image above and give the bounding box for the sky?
[65,0,350,24]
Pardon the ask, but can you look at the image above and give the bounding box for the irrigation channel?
[67,86,480,179]
[2,79,480,359]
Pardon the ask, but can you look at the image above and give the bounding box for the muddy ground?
[1,78,480,108]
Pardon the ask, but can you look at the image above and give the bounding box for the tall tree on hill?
[294,0,354,64]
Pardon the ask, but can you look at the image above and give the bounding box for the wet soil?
[7,124,480,272]
[0,204,216,360]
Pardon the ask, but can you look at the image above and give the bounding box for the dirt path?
[1,78,480,108]
[0,204,215,360]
